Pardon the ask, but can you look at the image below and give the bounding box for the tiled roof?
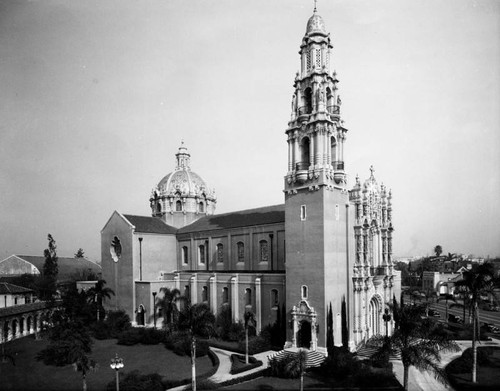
[178,204,285,234]
[0,300,55,317]
[123,215,177,234]
[2,256,101,280]
[0,282,34,294]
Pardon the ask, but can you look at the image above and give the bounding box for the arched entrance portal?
[368,296,381,337]
[136,305,146,326]
[291,300,317,351]
[298,320,312,348]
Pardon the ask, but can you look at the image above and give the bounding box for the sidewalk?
[391,338,500,391]
[167,348,273,390]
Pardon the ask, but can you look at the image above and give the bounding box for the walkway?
[167,348,274,390]
[391,338,500,391]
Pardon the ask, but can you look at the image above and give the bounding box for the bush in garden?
[104,310,131,337]
[237,335,271,355]
[165,332,209,357]
[117,328,143,346]
[140,328,165,345]
[90,321,111,340]
[105,370,164,391]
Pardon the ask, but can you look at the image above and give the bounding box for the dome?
[157,169,209,197]
[306,11,327,35]
[153,142,214,199]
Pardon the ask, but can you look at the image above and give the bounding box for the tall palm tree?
[87,279,114,321]
[244,311,256,364]
[157,287,181,331]
[177,302,215,391]
[369,301,459,391]
[452,263,496,383]
[71,351,98,391]
[285,349,308,391]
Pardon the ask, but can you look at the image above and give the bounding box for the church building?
[101,8,401,354]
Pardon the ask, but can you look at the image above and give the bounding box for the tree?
[177,302,215,391]
[452,263,497,383]
[37,234,58,301]
[244,311,256,364]
[87,279,115,321]
[71,350,98,391]
[434,245,443,257]
[368,301,459,391]
[156,287,181,331]
[326,302,334,356]
[74,248,85,258]
[285,349,308,391]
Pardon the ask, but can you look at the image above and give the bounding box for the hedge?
[229,354,263,375]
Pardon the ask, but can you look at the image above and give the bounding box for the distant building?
[422,271,461,296]
[0,282,35,308]
[0,255,101,282]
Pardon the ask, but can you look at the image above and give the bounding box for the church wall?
[133,232,177,281]
[101,213,134,318]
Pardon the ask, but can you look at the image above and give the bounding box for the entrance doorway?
[298,320,312,349]
[137,305,145,326]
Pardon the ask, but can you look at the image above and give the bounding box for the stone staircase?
[355,342,401,361]
[267,348,326,368]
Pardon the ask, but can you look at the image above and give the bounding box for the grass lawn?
[447,347,500,391]
[0,335,214,391]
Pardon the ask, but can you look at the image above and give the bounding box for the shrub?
[36,340,76,366]
[90,321,111,340]
[141,328,165,345]
[230,354,262,375]
[105,370,163,391]
[317,347,361,380]
[237,335,271,355]
[105,310,131,337]
[117,328,143,346]
[165,332,209,357]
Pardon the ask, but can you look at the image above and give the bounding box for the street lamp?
[152,291,157,329]
[382,309,392,337]
[110,354,124,391]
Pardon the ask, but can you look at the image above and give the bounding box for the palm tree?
[285,349,308,391]
[244,311,256,364]
[368,301,459,391]
[71,350,98,391]
[157,287,181,332]
[452,263,497,383]
[177,302,215,391]
[87,279,114,321]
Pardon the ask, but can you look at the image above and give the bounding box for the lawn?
[446,347,500,391]
[0,335,214,391]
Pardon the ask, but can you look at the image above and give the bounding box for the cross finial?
[313,0,317,13]
[369,165,375,177]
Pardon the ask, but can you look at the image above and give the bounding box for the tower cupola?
[285,7,348,192]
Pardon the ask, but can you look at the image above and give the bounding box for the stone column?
[309,132,315,169]
[291,306,298,348]
[311,312,318,351]
[190,275,197,304]
[287,138,293,172]
[22,316,28,336]
[210,275,217,313]
[294,134,300,170]
[231,275,239,323]
[255,277,262,334]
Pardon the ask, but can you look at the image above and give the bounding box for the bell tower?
[284,8,355,353]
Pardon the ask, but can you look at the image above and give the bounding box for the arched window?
[270,289,279,309]
[237,242,244,263]
[110,236,122,262]
[299,137,310,169]
[216,243,224,263]
[198,202,205,213]
[326,87,333,111]
[184,285,190,300]
[259,240,269,262]
[222,287,229,304]
[176,200,182,212]
[301,285,308,300]
[182,246,189,265]
[331,136,337,167]
[202,286,208,302]
[303,87,312,114]
[198,245,205,264]
[245,288,252,306]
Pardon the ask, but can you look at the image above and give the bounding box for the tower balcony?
[327,105,340,115]
[295,162,309,183]
[333,161,344,170]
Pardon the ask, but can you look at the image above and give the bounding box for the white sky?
[0,0,499,262]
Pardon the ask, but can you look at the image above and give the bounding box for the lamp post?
[110,354,124,391]
[152,291,157,329]
[382,309,392,337]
